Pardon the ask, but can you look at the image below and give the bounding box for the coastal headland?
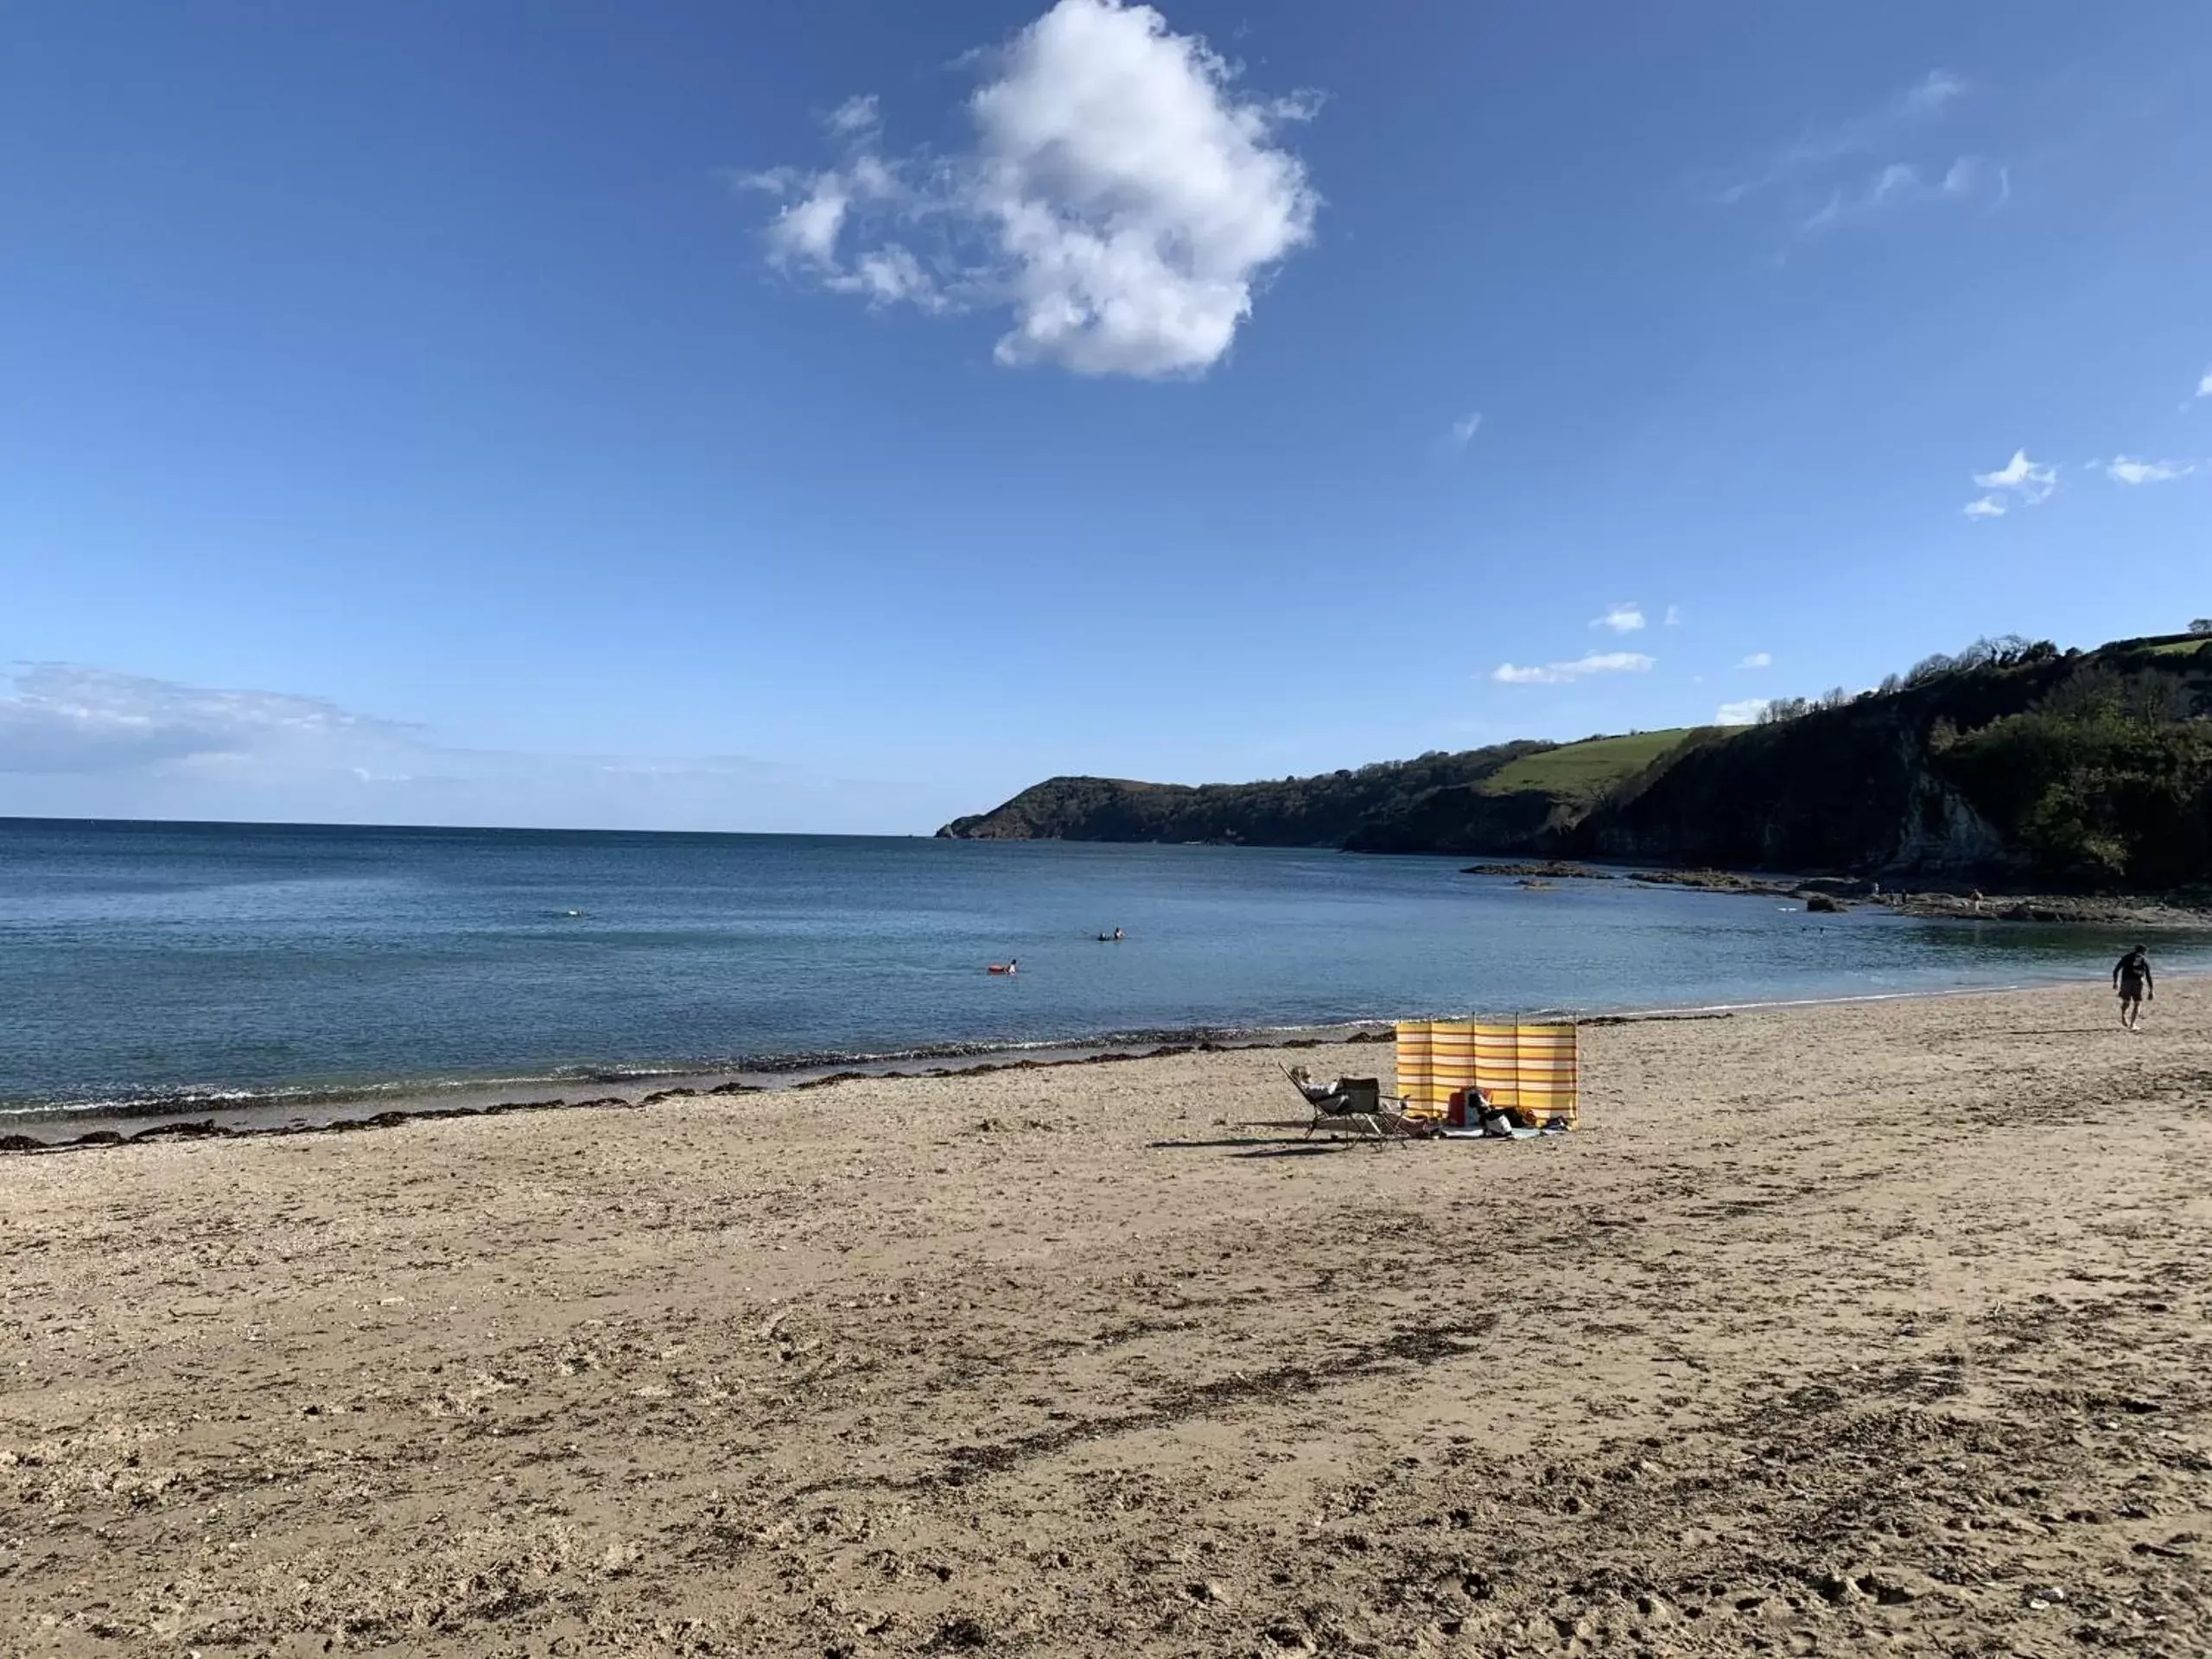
[939,631,2212,907]
[4,980,2208,1655]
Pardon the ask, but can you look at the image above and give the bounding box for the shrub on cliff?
[1935,665,2212,887]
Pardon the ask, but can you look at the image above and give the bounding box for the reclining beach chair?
[1285,1069,1430,1143]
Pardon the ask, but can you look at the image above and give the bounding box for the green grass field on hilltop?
[1477,728,1715,806]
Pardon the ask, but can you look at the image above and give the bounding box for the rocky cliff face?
[1338,785,1573,856]
[1576,716,1944,873]
[1583,747,2008,875]
[1888,776,2008,874]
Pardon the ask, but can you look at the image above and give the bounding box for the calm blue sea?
[1,817,2201,1118]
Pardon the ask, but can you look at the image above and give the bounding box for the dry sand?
[3,981,2209,1657]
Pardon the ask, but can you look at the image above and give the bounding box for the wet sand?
[3,981,2209,1656]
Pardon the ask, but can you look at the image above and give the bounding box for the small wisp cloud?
[1802,156,2004,233]
[1715,69,2001,239]
[2100,455,2197,486]
[1719,70,1965,206]
[1590,603,1646,634]
[1964,448,2056,518]
[0,665,925,833]
[1491,652,1655,686]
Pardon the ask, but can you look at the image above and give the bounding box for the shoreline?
[7,965,2189,1154]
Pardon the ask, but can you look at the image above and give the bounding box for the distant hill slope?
[939,632,2212,888]
[936,741,1558,848]
[1337,729,1711,855]
[938,729,1710,855]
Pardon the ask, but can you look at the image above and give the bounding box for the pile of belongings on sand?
[1287,1066,1569,1140]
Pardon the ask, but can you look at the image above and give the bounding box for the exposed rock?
[1460,861,1617,880]
[1877,891,2212,927]
[1630,870,1797,897]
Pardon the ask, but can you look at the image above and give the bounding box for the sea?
[3,817,2203,1128]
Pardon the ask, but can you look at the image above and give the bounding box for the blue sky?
[3,0,2209,832]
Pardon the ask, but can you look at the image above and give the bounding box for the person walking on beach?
[2113,944,2153,1031]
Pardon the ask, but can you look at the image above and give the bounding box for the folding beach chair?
[1283,1069,1429,1144]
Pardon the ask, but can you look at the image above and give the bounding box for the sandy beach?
[3,980,2209,1657]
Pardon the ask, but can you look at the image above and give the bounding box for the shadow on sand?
[1148,1134,1394,1158]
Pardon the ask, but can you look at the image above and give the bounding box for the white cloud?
[1591,603,1646,634]
[765,184,852,266]
[1579,651,1655,674]
[1975,451,2049,493]
[2197,368,2211,399]
[828,94,880,136]
[1969,448,2057,510]
[1738,652,1772,669]
[0,664,416,775]
[1904,70,1967,114]
[741,0,1321,378]
[825,245,950,311]
[2101,454,2197,486]
[1446,412,1483,447]
[1876,162,1923,201]
[1490,652,1655,686]
[976,0,1323,374]
[1662,604,1684,627]
[1715,698,1770,727]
